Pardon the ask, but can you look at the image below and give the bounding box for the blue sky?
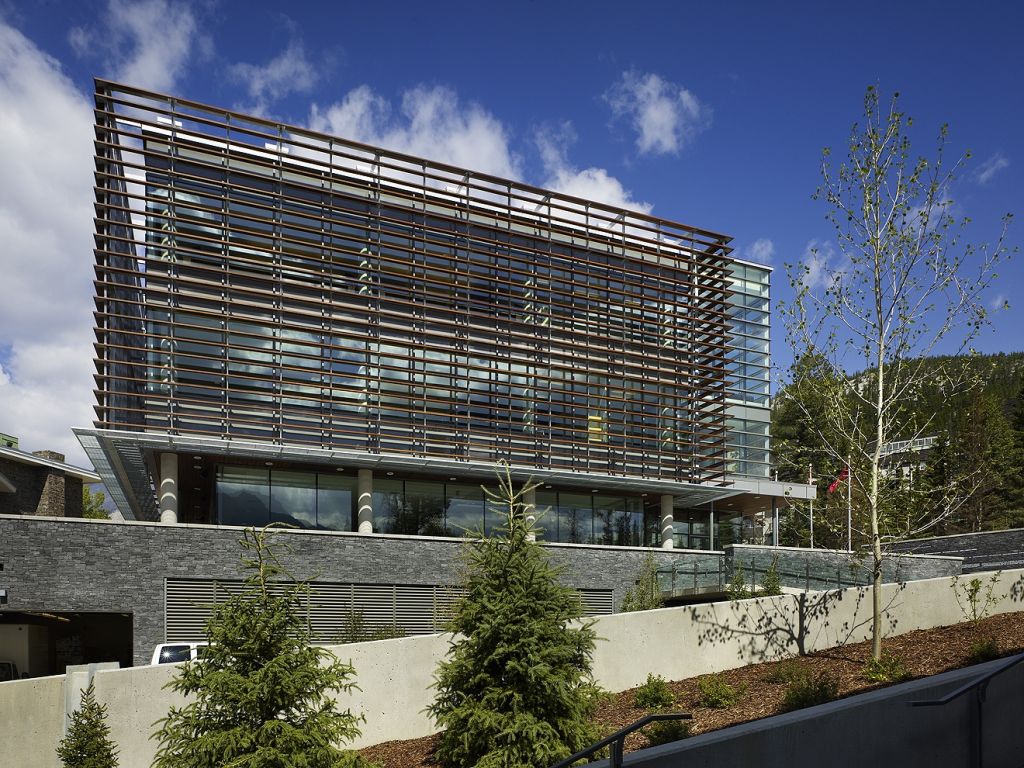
[1,0,1021,463]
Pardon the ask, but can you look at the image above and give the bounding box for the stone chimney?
[32,450,67,516]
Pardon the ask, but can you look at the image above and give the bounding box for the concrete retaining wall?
[625,655,1024,768]
[2,567,1022,767]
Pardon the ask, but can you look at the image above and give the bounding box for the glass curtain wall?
[214,466,650,545]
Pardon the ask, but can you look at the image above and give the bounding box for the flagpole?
[846,455,852,552]
[808,463,814,549]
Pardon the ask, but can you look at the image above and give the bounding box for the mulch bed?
[360,612,1024,767]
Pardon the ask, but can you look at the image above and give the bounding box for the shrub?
[620,554,665,612]
[643,718,691,747]
[152,526,365,768]
[726,570,752,600]
[337,610,405,643]
[57,681,118,768]
[952,572,1003,627]
[863,652,910,683]
[967,636,1001,664]
[428,467,600,768]
[697,674,740,709]
[779,670,839,712]
[763,661,801,685]
[634,674,675,710]
[760,554,782,596]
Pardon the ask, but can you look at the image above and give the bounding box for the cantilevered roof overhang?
[75,428,745,522]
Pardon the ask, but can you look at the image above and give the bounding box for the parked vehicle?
[150,643,207,665]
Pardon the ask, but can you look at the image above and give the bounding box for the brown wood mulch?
[360,612,1024,768]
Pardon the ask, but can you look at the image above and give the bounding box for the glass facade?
[92,83,734,487]
[724,261,772,478]
[216,466,355,530]
[213,466,650,545]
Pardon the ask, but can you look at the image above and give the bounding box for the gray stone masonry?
[888,529,1024,573]
[0,515,721,667]
[725,544,961,591]
[0,451,82,518]
[0,516,966,668]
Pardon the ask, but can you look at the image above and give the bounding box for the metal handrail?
[549,712,691,768]
[910,651,1024,707]
[909,651,1024,768]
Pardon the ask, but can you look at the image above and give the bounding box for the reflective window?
[217,466,270,526]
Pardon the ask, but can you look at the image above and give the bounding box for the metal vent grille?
[165,578,612,642]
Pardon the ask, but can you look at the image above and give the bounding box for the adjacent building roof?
[0,444,101,483]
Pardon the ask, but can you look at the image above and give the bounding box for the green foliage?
[633,674,674,710]
[82,487,110,520]
[863,652,910,683]
[763,661,801,685]
[336,610,404,644]
[620,554,664,613]
[726,570,752,601]
[57,681,119,768]
[428,467,600,768]
[779,670,839,712]
[952,572,1003,627]
[760,555,782,597]
[967,636,1001,664]
[642,718,691,747]
[697,674,740,709]
[151,526,364,768]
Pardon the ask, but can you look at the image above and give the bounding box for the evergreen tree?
[152,526,367,768]
[428,468,600,768]
[619,553,664,612]
[57,681,119,768]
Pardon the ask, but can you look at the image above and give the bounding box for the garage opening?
[0,611,133,677]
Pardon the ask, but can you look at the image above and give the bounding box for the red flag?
[827,466,849,494]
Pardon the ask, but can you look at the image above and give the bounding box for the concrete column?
[357,469,373,534]
[158,452,178,524]
[660,494,674,549]
[772,497,779,547]
[523,487,537,542]
[708,500,715,551]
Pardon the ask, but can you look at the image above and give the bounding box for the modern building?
[76,79,809,551]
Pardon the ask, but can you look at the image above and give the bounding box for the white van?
[151,643,208,665]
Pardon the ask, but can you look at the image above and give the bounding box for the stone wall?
[724,544,962,591]
[0,455,81,518]
[888,529,1024,572]
[0,515,721,666]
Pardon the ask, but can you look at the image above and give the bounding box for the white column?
[523,487,537,542]
[708,500,715,551]
[357,469,373,534]
[772,497,779,547]
[660,494,674,549]
[159,452,178,525]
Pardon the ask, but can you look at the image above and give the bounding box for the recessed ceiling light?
[193,455,202,460]
[265,462,273,466]
[386,471,394,476]
[335,467,344,472]
[449,477,457,481]
[544,485,552,489]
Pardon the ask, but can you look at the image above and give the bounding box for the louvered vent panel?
[165,578,612,642]
[579,589,614,616]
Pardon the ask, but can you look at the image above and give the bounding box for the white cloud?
[229,39,317,116]
[68,0,206,92]
[989,294,1009,311]
[310,85,521,179]
[798,240,844,291]
[0,20,98,464]
[535,122,652,213]
[744,238,775,264]
[974,152,1009,185]
[604,70,711,156]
